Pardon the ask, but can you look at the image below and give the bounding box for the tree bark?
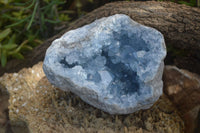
[0,1,200,76]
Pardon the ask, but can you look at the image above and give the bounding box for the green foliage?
[0,28,35,67]
[2,0,66,37]
[158,0,197,6]
[0,0,90,67]
[178,0,196,6]
[0,0,197,67]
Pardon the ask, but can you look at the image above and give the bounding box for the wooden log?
[0,1,200,76]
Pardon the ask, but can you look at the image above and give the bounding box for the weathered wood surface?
[0,1,200,76]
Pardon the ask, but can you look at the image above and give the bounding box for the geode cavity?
[43,14,166,114]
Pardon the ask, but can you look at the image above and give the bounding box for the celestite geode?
[43,14,166,114]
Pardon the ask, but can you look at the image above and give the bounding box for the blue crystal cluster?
[43,14,166,114]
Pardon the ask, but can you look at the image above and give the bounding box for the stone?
[43,14,166,114]
[163,66,200,133]
[0,62,184,133]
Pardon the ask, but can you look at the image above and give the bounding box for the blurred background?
[0,0,199,67]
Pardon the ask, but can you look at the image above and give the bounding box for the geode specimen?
[43,14,166,114]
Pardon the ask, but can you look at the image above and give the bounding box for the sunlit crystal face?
[43,14,166,114]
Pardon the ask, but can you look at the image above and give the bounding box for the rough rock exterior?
[43,14,166,114]
[0,62,184,133]
[163,66,200,133]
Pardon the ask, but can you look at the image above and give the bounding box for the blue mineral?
[43,14,166,114]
